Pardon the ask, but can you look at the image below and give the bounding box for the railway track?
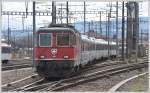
[2,59,120,91]
[13,61,147,92]
[17,81,60,91]
[2,74,41,91]
[11,78,46,91]
[13,61,121,92]
[46,62,148,91]
[3,57,148,92]
[2,64,33,71]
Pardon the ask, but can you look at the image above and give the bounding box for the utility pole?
[60,4,63,24]
[66,1,69,25]
[91,20,93,31]
[88,22,90,37]
[141,29,142,45]
[116,1,119,58]
[52,1,56,24]
[107,12,110,58]
[28,30,29,56]
[95,24,97,38]
[0,1,1,38]
[22,15,25,32]
[126,3,130,59]
[32,1,36,68]
[134,2,139,62]
[7,15,10,44]
[122,1,125,61]
[84,1,86,34]
[14,36,15,49]
[108,3,112,58]
[105,11,107,40]
[99,11,102,35]
[73,18,76,27]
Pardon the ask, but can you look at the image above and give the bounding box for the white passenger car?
[1,42,12,63]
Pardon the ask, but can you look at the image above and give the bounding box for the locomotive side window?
[39,33,51,46]
[57,33,69,46]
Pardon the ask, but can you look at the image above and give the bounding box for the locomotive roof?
[37,27,76,33]
[48,24,74,28]
[38,24,76,33]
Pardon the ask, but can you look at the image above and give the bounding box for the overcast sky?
[1,1,148,31]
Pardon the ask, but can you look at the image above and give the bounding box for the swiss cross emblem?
[51,48,57,55]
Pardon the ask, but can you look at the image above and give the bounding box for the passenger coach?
[1,40,12,64]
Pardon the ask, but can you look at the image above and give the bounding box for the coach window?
[39,33,51,46]
[2,47,11,53]
[57,33,69,46]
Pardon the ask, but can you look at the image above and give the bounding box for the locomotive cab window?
[57,33,69,46]
[57,33,76,46]
[39,33,51,46]
[70,34,76,45]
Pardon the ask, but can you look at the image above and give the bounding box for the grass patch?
[128,74,148,92]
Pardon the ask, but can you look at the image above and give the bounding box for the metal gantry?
[126,2,140,62]
[2,10,117,16]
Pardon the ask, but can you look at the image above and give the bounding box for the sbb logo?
[51,48,57,55]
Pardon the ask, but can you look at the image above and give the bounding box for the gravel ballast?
[63,68,148,92]
[2,67,35,85]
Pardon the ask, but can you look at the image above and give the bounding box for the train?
[35,24,117,78]
[1,39,12,64]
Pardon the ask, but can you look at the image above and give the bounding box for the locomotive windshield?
[57,33,69,46]
[39,33,51,46]
[57,33,76,46]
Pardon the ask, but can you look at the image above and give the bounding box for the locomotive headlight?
[64,55,69,59]
[40,56,45,59]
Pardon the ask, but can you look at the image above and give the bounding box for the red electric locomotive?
[35,24,81,78]
[35,24,116,78]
